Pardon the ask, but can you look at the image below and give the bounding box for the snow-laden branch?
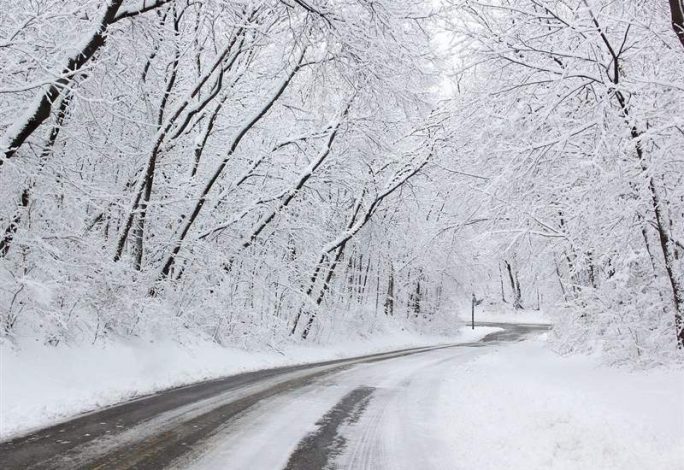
[282,0,334,27]
[155,47,307,281]
[113,0,174,22]
[320,150,432,255]
[197,124,342,241]
[0,0,124,165]
[113,26,249,261]
[0,0,176,166]
[239,101,352,250]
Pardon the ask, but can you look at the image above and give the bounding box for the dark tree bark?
[586,5,684,347]
[555,259,568,301]
[290,192,366,337]
[505,260,523,310]
[670,0,684,48]
[295,147,433,336]
[360,254,371,302]
[1,0,173,164]
[1,92,72,257]
[132,6,182,271]
[240,103,349,251]
[0,189,29,257]
[410,277,422,317]
[301,242,347,339]
[114,28,248,264]
[156,51,305,282]
[384,263,395,316]
[648,175,684,347]
[0,1,123,163]
[499,262,507,303]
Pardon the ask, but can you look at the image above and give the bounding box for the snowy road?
[0,323,547,469]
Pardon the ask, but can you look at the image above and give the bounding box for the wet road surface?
[0,322,549,469]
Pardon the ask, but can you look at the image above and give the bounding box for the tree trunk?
[1,1,124,163]
[505,260,523,310]
[240,104,347,251]
[114,27,248,263]
[1,92,72,257]
[588,0,684,348]
[302,242,347,339]
[499,262,507,303]
[156,50,305,282]
[0,189,29,257]
[648,176,684,347]
[384,263,395,316]
[131,9,182,270]
[555,259,568,301]
[670,0,684,48]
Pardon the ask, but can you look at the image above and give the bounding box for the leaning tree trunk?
[296,146,434,336]
[302,242,348,339]
[384,262,395,316]
[1,0,172,163]
[586,4,684,347]
[498,262,508,304]
[1,93,72,257]
[505,260,523,310]
[240,103,349,251]
[131,6,181,271]
[0,1,124,163]
[114,28,250,264]
[670,0,684,48]
[156,50,305,282]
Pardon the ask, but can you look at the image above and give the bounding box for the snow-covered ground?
[0,326,497,440]
[188,333,683,470]
[377,336,684,470]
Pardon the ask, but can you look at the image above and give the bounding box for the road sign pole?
[471,293,476,330]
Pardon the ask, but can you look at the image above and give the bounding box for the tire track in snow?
[284,386,376,470]
[0,323,549,469]
[335,353,483,470]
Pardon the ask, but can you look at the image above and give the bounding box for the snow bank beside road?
[432,337,684,469]
[0,326,498,440]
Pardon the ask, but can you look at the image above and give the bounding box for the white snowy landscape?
[1,0,683,469]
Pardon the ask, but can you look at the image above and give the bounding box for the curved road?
[0,322,549,469]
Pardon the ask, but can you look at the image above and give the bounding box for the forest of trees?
[1,0,682,365]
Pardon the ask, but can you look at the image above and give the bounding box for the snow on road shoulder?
[431,337,684,470]
[0,326,499,440]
